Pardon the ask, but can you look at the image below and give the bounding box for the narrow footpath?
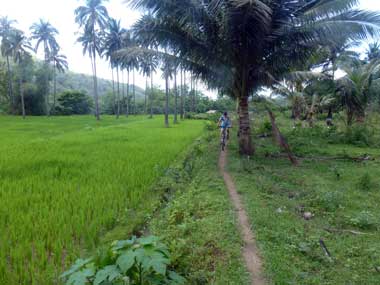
[219,149,267,285]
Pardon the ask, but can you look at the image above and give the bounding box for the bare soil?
[219,148,267,285]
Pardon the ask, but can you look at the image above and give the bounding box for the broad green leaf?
[116,250,136,273]
[94,265,121,285]
[66,268,95,285]
[168,271,186,285]
[111,239,135,251]
[148,256,170,275]
[61,258,93,279]
[138,236,159,245]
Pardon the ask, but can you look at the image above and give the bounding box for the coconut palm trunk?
[112,67,116,114]
[121,70,125,114]
[174,69,178,124]
[180,68,184,119]
[233,63,255,155]
[150,73,153,118]
[126,68,130,117]
[165,73,169,127]
[6,56,14,113]
[183,71,186,118]
[20,77,25,119]
[43,42,51,116]
[116,66,121,119]
[144,77,148,114]
[133,69,136,115]
[53,63,57,111]
[92,48,100,121]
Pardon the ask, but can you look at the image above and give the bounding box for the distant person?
[326,108,334,127]
[218,112,232,139]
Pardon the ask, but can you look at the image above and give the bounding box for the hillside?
[55,71,146,100]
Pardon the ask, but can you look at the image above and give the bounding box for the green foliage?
[150,138,250,284]
[61,236,185,285]
[54,91,93,115]
[257,120,272,135]
[226,109,380,284]
[350,211,378,230]
[342,125,376,147]
[317,191,344,212]
[357,173,373,191]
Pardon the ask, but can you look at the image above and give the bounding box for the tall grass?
[0,115,204,284]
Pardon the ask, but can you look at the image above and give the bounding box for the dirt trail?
[219,149,266,285]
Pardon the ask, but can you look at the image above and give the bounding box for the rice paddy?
[0,115,204,284]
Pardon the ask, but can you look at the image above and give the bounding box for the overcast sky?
[0,0,379,96]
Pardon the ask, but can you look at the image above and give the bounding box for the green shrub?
[350,211,377,230]
[61,236,185,285]
[357,173,373,191]
[317,191,344,211]
[257,120,272,135]
[342,125,375,147]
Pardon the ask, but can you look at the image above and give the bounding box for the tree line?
[1,0,231,122]
[120,0,380,155]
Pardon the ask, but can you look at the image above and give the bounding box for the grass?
[227,111,380,284]
[0,115,204,284]
[149,133,250,284]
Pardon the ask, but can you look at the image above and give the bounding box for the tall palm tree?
[30,19,59,116]
[50,49,68,110]
[127,0,380,155]
[139,54,157,117]
[11,30,33,119]
[0,17,17,112]
[103,18,124,118]
[75,0,109,120]
[335,55,380,125]
[173,64,178,124]
[367,42,380,61]
[119,29,135,117]
[161,54,174,127]
[180,67,185,119]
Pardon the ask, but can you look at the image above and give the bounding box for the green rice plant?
[0,115,203,284]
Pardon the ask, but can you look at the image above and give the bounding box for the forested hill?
[55,71,145,100]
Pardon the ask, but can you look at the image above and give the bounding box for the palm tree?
[335,55,380,125]
[127,0,380,155]
[103,18,124,118]
[180,67,185,119]
[11,30,33,119]
[0,17,17,112]
[75,0,109,120]
[367,42,380,61]
[50,49,68,110]
[30,19,59,116]
[118,29,136,117]
[173,64,178,124]
[139,54,157,117]
[161,53,174,127]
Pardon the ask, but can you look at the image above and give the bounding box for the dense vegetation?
[0,116,203,284]
[227,108,380,284]
[1,0,380,284]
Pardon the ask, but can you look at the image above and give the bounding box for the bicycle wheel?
[220,129,226,151]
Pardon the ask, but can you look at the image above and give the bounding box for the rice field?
[0,115,204,284]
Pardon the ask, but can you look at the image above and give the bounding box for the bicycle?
[220,127,229,151]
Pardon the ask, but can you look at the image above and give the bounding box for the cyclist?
[218,112,232,140]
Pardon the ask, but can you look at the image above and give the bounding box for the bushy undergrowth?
[150,136,249,284]
[226,110,380,284]
[61,236,185,285]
